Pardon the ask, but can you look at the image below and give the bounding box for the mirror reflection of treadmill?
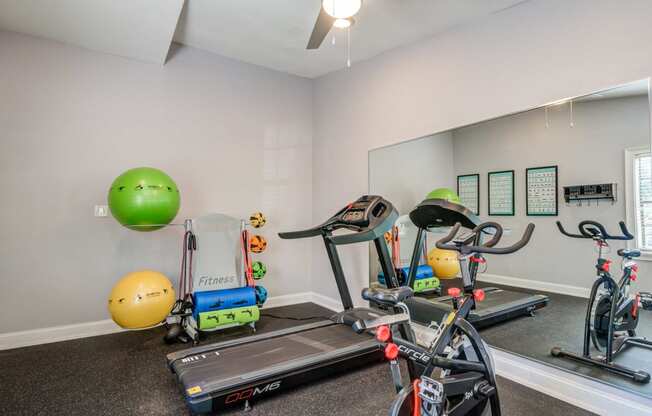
[399,198,549,329]
[167,195,400,414]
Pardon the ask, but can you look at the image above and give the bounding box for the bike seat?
[617,248,641,258]
[362,286,414,306]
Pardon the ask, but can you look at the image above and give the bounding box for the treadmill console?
[279,195,398,245]
[337,196,387,228]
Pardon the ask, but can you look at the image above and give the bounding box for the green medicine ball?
[252,261,267,280]
[108,167,180,231]
[426,188,461,204]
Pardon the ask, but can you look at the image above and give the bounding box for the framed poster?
[526,165,558,216]
[488,170,515,216]
[457,174,480,215]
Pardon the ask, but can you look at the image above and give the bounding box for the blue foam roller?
[193,287,256,315]
[378,264,434,285]
[409,265,434,280]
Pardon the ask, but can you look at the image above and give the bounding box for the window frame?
[625,146,652,258]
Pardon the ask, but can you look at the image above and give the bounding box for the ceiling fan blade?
[306,7,335,49]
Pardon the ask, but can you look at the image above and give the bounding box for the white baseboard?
[478,273,590,298]
[0,291,341,351]
[262,292,314,309]
[309,292,343,312]
[492,348,652,415]
[0,319,124,351]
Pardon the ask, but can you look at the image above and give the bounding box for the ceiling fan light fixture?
[322,0,362,19]
[333,18,352,29]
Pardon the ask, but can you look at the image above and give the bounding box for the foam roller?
[193,287,256,315]
[378,264,434,285]
[197,306,260,330]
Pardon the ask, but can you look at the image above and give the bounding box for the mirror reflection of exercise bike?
[552,220,652,383]
[353,221,535,416]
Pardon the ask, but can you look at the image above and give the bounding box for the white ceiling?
[577,79,649,102]
[173,0,530,78]
[0,0,530,78]
[0,0,183,64]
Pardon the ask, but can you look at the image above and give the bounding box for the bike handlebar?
[556,220,633,241]
[474,222,503,248]
[436,222,535,255]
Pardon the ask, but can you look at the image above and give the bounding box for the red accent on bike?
[631,273,638,282]
[633,294,640,318]
[384,343,399,360]
[600,261,611,272]
[470,256,486,264]
[375,325,391,342]
[447,287,462,297]
[474,289,486,302]
[412,379,421,416]
[632,264,639,272]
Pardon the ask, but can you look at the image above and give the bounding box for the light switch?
[95,205,109,217]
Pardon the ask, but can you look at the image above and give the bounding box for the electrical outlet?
[95,205,109,217]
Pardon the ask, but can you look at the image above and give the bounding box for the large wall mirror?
[369,79,652,397]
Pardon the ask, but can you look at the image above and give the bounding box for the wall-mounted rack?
[563,183,617,206]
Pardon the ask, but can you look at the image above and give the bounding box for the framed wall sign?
[457,174,480,215]
[526,165,558,216]
[488,170,515,216]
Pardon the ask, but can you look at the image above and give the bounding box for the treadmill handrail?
[278,196,398,245]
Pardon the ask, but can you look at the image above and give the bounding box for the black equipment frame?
[552,220,652,383]
[167,195,402,414]
[384,198,548,329]
[358,220,535,415]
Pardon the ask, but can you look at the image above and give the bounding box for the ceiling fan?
[307,0,363,49]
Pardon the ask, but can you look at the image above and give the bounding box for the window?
[626,147,652,252]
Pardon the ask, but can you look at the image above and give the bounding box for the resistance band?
[241,229,255,287]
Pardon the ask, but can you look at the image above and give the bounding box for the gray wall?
[368,131,456,281]
[312,0,652,305]
[0,32,313,333]
[452,96,652,292]
[369,131,455,215]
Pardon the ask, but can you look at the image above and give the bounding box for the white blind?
[635,153,652,249]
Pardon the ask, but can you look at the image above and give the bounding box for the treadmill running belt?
[174,325,364,384]
[169,324,384,414]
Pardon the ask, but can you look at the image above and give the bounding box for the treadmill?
[388,198,549,329]
[167,195,402,414]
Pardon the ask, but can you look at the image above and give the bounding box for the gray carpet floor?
[0,303,595,416]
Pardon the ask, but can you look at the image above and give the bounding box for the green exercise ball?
[108,167,180,231]
[426,188,460,204]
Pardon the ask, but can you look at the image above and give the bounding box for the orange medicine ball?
[250,235,267,253]
[108,270,175,329]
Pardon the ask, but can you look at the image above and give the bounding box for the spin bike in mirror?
[351,221,535,416]
[552,220,652,383]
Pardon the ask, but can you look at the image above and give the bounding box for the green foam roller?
[414,277,440,293]
[197,305,260,330]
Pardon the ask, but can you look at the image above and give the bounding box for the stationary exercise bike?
[552,220,652,383]
[354,220,535,416]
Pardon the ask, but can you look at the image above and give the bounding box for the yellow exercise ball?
[108,270,175,329]
[427,248,460,279]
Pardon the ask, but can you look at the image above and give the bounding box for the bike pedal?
[475,381,496,397]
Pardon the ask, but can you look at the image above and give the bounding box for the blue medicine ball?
[255,286,268,305]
